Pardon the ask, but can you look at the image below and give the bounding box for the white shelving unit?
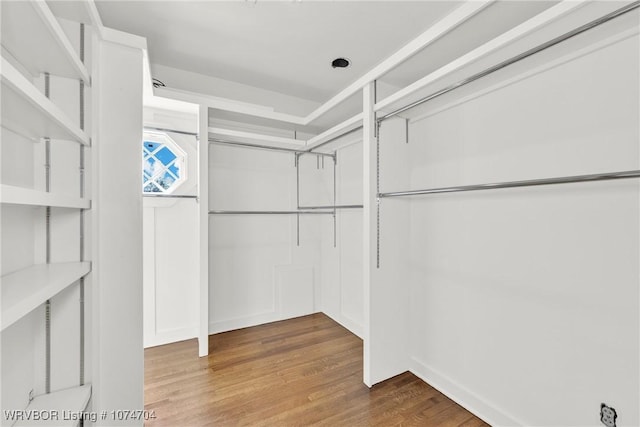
[0,58,90,145]
[13,385,92,427]
[0,1,90,83]
[1,0,93,423]
[0,184,90,209]
[1,262,91,331]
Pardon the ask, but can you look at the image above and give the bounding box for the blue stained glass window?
[143,157,157,176]
[155,147,177,164]
[144,182,160,193]
[142,133,186,194]
[144,141,161,152]
[168,163,180,177]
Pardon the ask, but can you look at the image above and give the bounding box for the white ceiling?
[94,1,462,103]
[379,1,557,88]
[95,0,627,138]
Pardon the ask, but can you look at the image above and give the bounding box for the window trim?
[142,131,187,194]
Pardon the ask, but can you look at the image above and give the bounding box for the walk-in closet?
[2,1,638,426]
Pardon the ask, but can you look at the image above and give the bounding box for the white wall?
[366,114,413,386]
[204,124,369,348]
[310,113,413,386]
[143,198,199,347]
[142,108,199,348]
[396,29,639,426]
[319,141,365,338]
[208,143,324,333]
[92,33,144,425]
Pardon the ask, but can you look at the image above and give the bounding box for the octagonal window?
[142,132,186,194]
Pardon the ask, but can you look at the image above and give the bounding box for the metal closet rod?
[143,194,198,199]
[144,126,199,136]
[209,209,334,215]
[298,204,364,210]
[210,138,336,158]
[379,170,640,198]
[377,1,640,122]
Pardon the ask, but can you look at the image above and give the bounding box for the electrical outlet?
[600,403,617,427]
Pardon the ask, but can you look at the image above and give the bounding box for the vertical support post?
[376,121,381,269]
[405,118,409,144]
[295,146,302,246]
[45,139,51,263]
[44,71,52,393]
[92,35,145,419]
[198,105,210,357]
[333,152,337,248]
[79,278,85,384]
[79,22,86,387]
[362,82,377,387]
[44,72,51,264]
[45,300,51,393]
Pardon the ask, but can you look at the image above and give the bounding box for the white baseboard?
[322,311,363,339]
[409,356,524,427]
[209,309,325,335]
[209,310,279,334]
[144,326,198,348]
[209,310,363,339]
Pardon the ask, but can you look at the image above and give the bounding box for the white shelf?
[1,57,90,146]
[1,185,90,209]
[13,384,92,427]
[1,0,90,83]
[1,262,91,331]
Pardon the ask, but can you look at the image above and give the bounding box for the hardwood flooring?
[144,313,489,426]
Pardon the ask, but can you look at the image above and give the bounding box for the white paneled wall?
[319,141,364,338]
[204,134,370,340]
[208,144,323,333]
[383,31,639,426]
[143,198,199,347]
[142,111,199,348]
[365,114,413,386]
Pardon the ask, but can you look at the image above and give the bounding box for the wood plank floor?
[144,313,489,426]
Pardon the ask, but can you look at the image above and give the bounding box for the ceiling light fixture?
[331,58,351,69]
